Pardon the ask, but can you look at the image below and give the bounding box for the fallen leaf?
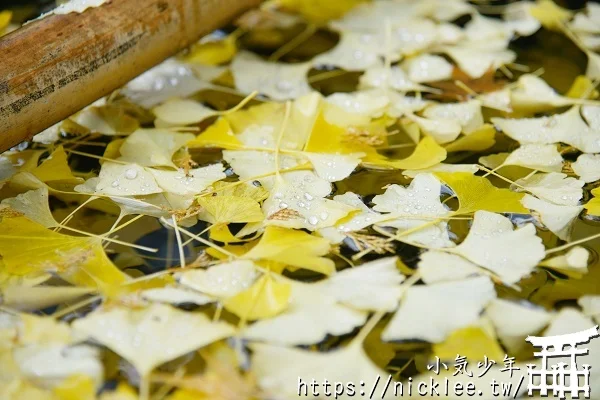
[382,276,496,343]
[73,304,235,377]
[224,274,291,321]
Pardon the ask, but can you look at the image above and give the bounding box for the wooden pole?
[0,0,260,152]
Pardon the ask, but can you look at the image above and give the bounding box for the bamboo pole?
[0,0,260,152]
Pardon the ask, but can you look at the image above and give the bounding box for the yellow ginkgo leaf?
[585,187,600,216]
[101,138,124,163]
[242,226,335,275]
[99,383,138,400]
[304,113,361,155]
[2,286,94,312]
[224,274,291,321]
[529,0,573,31]
[279,0,366,24]
[187,118,243,150]
[0,216,129,289]
[53,375,96,400]
[183,35,237,66]
[379,136,447,170]
[566,75,599,99]
[435,172,529,215]
[432,326,505,362]
[0,11,12,33]
[31,146,80,183]
[444,124,496,153]
[198,195,264,224]
[209,224,247,244]
[211,181,269,202]
[0,380,55,400]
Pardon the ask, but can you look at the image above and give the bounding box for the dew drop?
[125,169,138,180]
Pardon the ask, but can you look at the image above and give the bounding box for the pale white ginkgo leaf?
[582,104,600,127]
[91,163,162,196]
[33,123,60,144]
[263,171,355,231]
[372,173,454,248]
[122,59,208,108]
[403,54,454,83]
[522,194,583,240]
[319,192,387,243]
[381,276,496,343]
[578,295,600,323]
[303,153,362,182]
[572,153,600,183]
[570,3,600,34]
[331,0,420,32]
[332,15,438,57]
[389,19,439,55]
[359,65,432,92]
[485,299,552,354]
[73,303,235,377]
[178,260,259,299]
[436,23,465,44]
[418,251,483,284]
[108,194,172,218]
[513,172,584,206]
[448,210,545,284]
[422,99,485,134]
[251,341,395,400]
[492,106,600,153]
[118,129,195,168]
[541,246,590,275]
[231,52,312,100]
[244,257,404,346]
[13,344,103,389]
[403,163,479,178]
[463,15,513,45]
[148,164,226,196]
[51,0,108,15]
[76,177,171,218]
[386,91,431,118]
[222,150,302,189]
[1,188,58,228]
[510,74,576,112]
[503,1,541,36]
[244,279,365,345]
[325,90,390,118]
[152,99,218,126]
[314,31,383,72]
[479,88,513,112]
[328,257,406,311]
[502,144,564,172]
[420,0,475,22]
[407,113,462,144]
[140,286,214,306]
[442,45,516,79]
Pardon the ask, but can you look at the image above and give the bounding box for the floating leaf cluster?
[1,1,600,399]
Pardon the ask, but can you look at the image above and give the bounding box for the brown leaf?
[426,68,508,102]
